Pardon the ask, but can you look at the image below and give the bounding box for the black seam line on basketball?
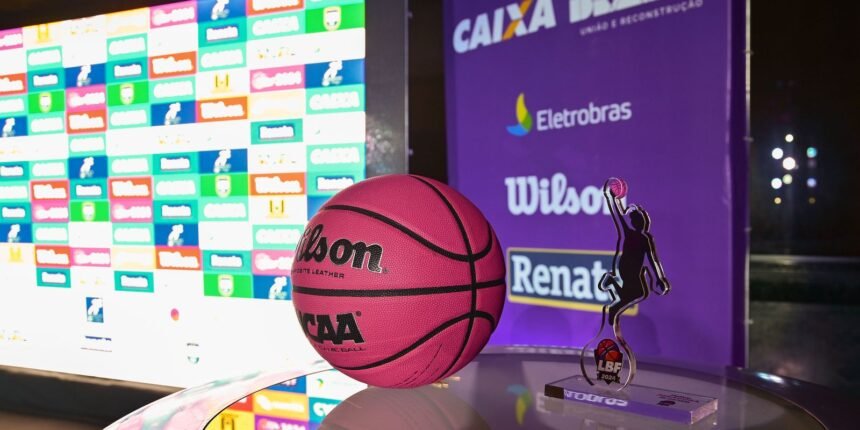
[321,204,494,263]
[291,278,505,297]
[331,311,495,371]
[395,343,442,388]
[408,175,478,379]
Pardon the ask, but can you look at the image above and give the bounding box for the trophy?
[544,178,718,424]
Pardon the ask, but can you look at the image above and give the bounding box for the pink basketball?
[607,177,628,198]
[292,174,505,388]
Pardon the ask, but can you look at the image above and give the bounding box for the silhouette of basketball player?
[580,178,671,389]
[600,180,670,327]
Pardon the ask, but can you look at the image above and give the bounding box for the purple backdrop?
[444,0,748,366]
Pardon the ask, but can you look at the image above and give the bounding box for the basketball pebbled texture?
[291,174,505,388]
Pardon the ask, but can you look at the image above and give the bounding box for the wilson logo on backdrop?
[505,173,612,216]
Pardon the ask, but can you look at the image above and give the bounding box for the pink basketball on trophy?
[607,177,628,198]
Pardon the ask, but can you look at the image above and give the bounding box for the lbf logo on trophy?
[545,178,718,424]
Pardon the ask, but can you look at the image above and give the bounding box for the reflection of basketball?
[292,175,506,388]
[607,177,628,198]
[321,385,490,430]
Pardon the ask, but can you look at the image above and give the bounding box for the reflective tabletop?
[109,346,853,430]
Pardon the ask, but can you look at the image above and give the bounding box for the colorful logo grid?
[205,370,367,430]
[0,0,367,302]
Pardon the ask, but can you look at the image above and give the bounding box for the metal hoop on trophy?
[545,177,718,424]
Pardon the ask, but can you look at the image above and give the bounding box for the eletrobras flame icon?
[506,93,532,137]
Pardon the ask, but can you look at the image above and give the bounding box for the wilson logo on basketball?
[298,311,365,345]
[296,224,384,273]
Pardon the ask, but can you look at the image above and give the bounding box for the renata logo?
[113,62,144,79]
[296,224,383,273]
[453,0,557,54]
[32,72,60,88]
[298,311,365,345]
[206,25,240,42]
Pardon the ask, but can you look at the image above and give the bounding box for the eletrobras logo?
[506,92,632,137]
[507,247,637,314]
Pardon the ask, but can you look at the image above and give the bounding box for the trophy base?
[544,375,717,424]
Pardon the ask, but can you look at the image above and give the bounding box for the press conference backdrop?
[0,0,406,387]
[445,0,747,366]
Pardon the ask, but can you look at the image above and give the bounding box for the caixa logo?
[296,224,384,273]
[298,311,365,345]
[508,248,639,314]
[452,0,557,54]
[505,173,613,216]
[563,389,629,407]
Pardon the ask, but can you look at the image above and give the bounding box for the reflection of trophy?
[545,178,716,424]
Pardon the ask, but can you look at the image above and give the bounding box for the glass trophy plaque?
[544,178,717,424]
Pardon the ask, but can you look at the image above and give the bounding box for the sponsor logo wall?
[0,0,367,386]
[445,0,746,365]
[205,370,366,430]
